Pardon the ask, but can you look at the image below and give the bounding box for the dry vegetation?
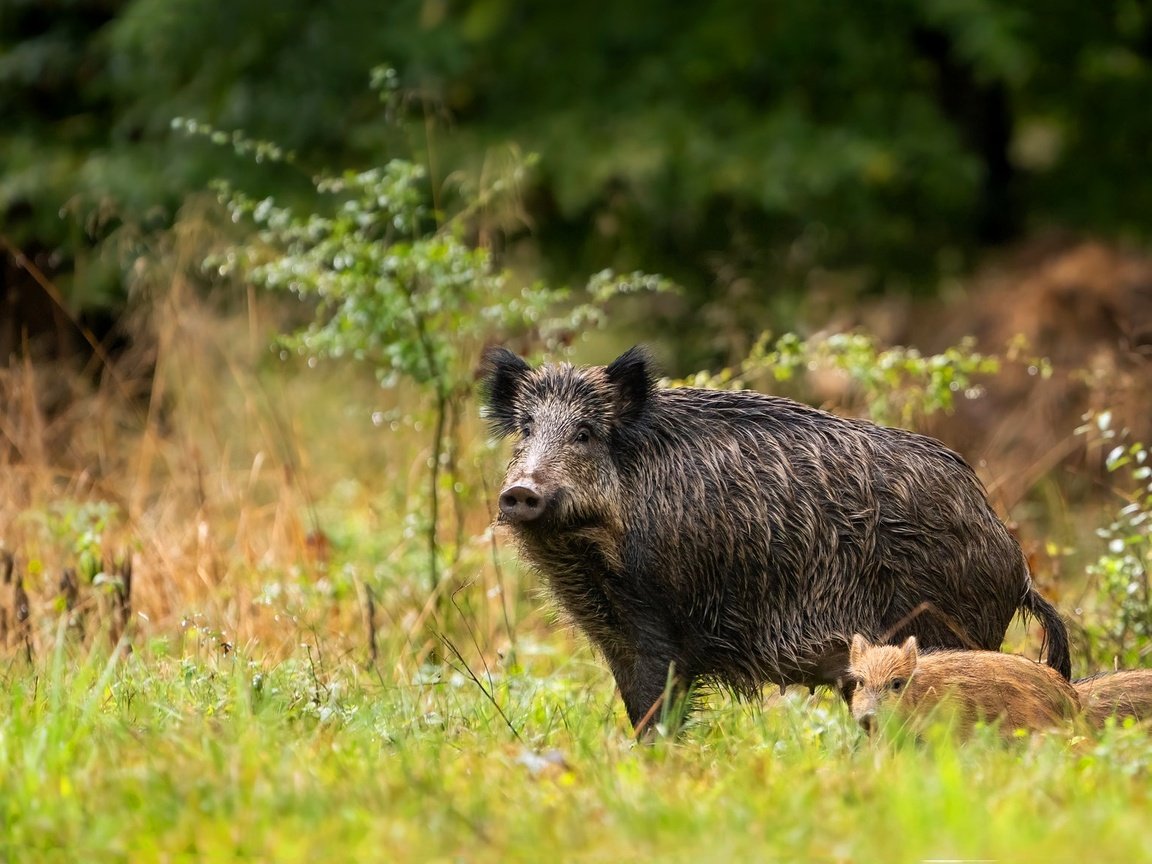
[0,273,524,673]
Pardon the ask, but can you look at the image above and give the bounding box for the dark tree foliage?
[1,0,127,339]
[3,0,1151,340]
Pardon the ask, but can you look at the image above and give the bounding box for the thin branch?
[878,601,980,650]
[435,630,522,743]
[450,579,495,693]
[396,282,447,596]
[480,471,517,650]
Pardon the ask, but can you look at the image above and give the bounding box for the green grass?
[3,633,1152,864]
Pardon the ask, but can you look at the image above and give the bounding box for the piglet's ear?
[479,346,531,437]
[605,345,656,425]
[900,636,919,665]
[849,634,869,668]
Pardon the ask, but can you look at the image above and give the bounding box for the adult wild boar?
[480,345,1071,732]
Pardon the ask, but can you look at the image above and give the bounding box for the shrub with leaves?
[670,330,1032,428]
[1079,410,1152,665]
[181,84,674,596]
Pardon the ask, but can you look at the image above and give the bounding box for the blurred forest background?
[2,0,1152,667]
[5,0,1152,355]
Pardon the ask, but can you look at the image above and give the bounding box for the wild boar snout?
[499,483,548,523]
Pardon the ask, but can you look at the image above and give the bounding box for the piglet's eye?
[890,678,905,692]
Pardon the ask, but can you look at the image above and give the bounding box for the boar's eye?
[890,678,905,692]
[574,426,592,445]
[519,416,534,437]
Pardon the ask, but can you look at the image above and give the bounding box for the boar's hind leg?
[606,648,692,735]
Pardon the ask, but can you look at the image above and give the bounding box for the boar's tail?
[1021,587,1072,680]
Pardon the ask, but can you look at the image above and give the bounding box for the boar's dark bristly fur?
[480,345,1072,731]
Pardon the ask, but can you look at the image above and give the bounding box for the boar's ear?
[900,636,919,665]
[605,345,656,425]
[849,634,869,668]
[478,346,532,437]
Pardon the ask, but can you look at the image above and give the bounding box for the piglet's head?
[479,346,654,531]
[849,634,919,735]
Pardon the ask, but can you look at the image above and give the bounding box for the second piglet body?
[1075,669,1152,728]
[482,346,1071,732]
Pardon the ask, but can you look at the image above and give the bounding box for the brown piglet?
[849,635,1080,739]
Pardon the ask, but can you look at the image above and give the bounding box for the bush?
[1079,411,1152,666]
[186,87,674,597]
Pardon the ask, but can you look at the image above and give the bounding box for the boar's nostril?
[499,485,546,523]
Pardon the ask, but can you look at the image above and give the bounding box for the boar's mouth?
[496,488,625,571]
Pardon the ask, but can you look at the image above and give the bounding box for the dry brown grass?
[0,252,532,673]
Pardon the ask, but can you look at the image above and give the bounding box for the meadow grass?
[3,630,1152,864]
[2,288,1148,863]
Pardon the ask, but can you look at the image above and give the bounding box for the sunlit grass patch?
[2,637,1152,863]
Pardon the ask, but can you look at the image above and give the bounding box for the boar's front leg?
[605,645,692,736]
